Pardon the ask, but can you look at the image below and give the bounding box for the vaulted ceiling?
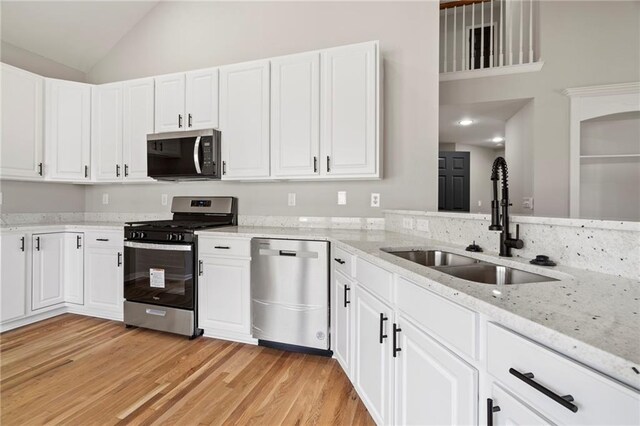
[1,1,158,73]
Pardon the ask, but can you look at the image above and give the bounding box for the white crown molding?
[562,82,640,98]
[439,61,544,82]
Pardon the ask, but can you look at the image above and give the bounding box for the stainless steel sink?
[381,249,480,267]
[434,263,558,285]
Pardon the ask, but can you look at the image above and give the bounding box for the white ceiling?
[1,1,158,73]
[439,99,531,148]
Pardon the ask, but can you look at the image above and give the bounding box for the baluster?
[480,0,485,69]
[508,0,513,65]
[472,2,475,69]
[462,4,466,70]
[453,5,457,72]
[490,0,494,67]
[444,8,448,73]
[500,0,504,66]
[519,0,524,64]
[529,0,534,63]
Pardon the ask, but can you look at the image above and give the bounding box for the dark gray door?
[438,151,470,212]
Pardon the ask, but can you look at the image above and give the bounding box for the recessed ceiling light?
[458,119,474,126]
[492,136,504,143]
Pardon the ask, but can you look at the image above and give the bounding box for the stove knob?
[167,234,173,241]
[131,231,139,239]
[139,232,146,239]
[177,234,184,241]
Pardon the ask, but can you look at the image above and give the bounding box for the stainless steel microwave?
[147,129,221,181]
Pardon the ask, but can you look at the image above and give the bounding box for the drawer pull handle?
[117,252,122,267]
[487,398,501,426]
[393,323,402,357]
[96,238,109,241]
[379,313,388,343]
[198,260,203,276]
[334,258,346,265]
[344,286,350,307]
[509,368,578,413]
[214,246,230,250]
[145,308,166,317]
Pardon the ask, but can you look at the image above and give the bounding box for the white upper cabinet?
[271,52,320,178]
[0,64,44,180]
[321,41,379,177]
[220,60,270,179]
[45,79,91,181]
[185,69,219,130]
[92,83,123,181]
[154,73,186,132]
[123,78,154,180]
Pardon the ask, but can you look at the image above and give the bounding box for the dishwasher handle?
[258,248,319,259]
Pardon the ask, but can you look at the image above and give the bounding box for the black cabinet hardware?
[84,165,88,178]
[487,398,501,426]
[222,161,227,175]
[116,164,121,177]
[20,237,25,252]
[178,114,183,128]
[392,323,402,357]
[38,163,43,176]
[76,235,82,249]
[198,260,203,276]
[159,142,163,152]
[117,252,122,267]
[188,113,192,127]
[344,285,351,308]
[334,257,346,265]
[214,246,230,250]
[313,156,318,173]
[96,238,109,242]
[124,164,129,177]
[35,236,40,251]
[379,313,388,343]
[509,368,578,413]
[326,156,331,172]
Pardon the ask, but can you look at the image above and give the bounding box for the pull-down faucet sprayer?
[489,157,524,257]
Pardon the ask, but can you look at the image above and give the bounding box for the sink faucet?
[489,157,523,257]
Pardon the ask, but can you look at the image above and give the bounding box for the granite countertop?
[198,225,640,390]
[0,222,126,231]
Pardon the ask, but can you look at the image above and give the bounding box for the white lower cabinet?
[393,315,478,425]
[63,233,85,305]
[487,384,552,425]
[83,232,123,319]
[333,270,353,376]
[0,233,28,322]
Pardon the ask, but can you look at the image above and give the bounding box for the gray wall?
[79,1,439,217]
[1,41,86,82]
[440,0,640,218]
[505,99,534,214]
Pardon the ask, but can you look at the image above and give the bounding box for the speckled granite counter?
[198,226,640,390]
[0,222,125,231]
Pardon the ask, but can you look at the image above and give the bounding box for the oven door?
[124,241,195,309]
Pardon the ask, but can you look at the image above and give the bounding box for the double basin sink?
[381,248,557,285]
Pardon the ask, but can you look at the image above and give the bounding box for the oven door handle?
[124,241,192,251]
[193,136,202,174]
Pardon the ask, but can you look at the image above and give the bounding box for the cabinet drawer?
[199,237,250,258]
[487,322,640,425]
[355,257,393,303]
[85,230,124,248]
[332,246,355,277]
[396,276,478,359]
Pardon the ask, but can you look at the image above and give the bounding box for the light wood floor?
[0,314,373,425]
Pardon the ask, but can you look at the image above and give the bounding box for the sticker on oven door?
[150,268,165,288]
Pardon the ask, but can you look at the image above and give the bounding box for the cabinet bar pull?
[20,237,25,252]
[96,238,109,241]
[124,164,129,177]
[38,163,43,176]
[76,235,82,249]
[334,257,346,265]
[116,164,120,177]
[313,156,318,173]
[222,161,227,175]
[379,313,388,343]
[35,236,40,251]
[198,260,203,276]
[214,246,230,250]
[509,368,578,413]
[487,398,501,426]
[84,165,88,178]
[117,252,122,267]
[188,113,192,127]
[326,156,331,172]
[178,114,183,128]
[393,323,402,357]
[344,285,350,308]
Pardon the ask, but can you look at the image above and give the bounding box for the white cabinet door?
[321,42,378,177]
[0,233,27,322]
[154,73,185,132]
[333,271,353,376]
[123,78,154,180]
[45,79,91,181]
[32,233,65,310]
[353,285,393,425]
[185,68,219,130]
[220,60,270,179]
[0,64,44,179]
[488,384,551,426]
[84,240,123,318]
[271,52,320,178]
[394,315,478,426]
[198,256,250,335]
[63,233,84,305]
[92,83,123,181]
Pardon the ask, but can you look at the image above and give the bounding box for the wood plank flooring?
[0,314,374,425]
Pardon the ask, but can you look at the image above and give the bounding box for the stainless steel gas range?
[123,196,237,338]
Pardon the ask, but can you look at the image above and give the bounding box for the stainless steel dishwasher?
[251,238,330,354]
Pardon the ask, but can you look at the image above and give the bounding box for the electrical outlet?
[522,197,534,210]
[0,192,3,205]
[402,217,414,229]
[371,193,380,207]
[161,194,168,206]
[478,200,482,207]
[338,191,347,205]
[102,193,109,205]
[417,219,429,232]
[288,193,296,206]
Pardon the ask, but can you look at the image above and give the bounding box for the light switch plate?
[161,194,168,206]
[102,193,109,205]
[522,197,534,210]
[288,193,296,206]
[371,193,380,207]
[338,191,347,205]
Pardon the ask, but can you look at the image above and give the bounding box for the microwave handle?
[193,136,202,174]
